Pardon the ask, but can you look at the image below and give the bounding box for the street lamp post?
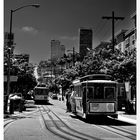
[6,4,40,112]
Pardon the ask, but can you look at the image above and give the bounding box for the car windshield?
[35,89,48,95]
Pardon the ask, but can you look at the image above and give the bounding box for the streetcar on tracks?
[71,74,118,119]
[33,83,49,104]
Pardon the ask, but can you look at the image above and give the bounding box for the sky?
[4,0,136,64]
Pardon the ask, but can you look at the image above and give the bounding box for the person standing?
[70,89,76,113]
[65,89,71,112]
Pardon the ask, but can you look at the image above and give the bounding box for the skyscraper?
[79,28,93,60]
[51,40,65,62]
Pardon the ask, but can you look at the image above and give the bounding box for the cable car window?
[105,87,115,99]
[94,86,104,99]
[87,88,94,99]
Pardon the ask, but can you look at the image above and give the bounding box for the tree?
[17,73,37,98]
[73,47,136,85]
[37,60,51,76]
[10,62,37,98]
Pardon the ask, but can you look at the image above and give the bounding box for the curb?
[118,115,136,125]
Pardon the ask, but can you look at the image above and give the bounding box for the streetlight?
[6,4,40,112]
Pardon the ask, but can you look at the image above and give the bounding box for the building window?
[131,35,135,45]
[118,43,121,51]
[132,40,135,45]
[125,38,130,48]
[125,38,129,43]
[126,43,129,48]
[132,34,135,40]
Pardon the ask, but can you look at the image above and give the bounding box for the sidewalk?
[117,111,136,124]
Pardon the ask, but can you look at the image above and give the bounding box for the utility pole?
[102,11,124,52]
[5,4,40,113]
[51,44,52,81]
[73,47,75,66]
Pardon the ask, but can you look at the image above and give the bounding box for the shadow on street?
[70,115,135,126]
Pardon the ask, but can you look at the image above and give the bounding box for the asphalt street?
[4,98,136,140]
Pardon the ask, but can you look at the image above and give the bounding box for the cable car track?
[59,105,136,139]
[94,124,136,140]
[50,103,136,139]
[110,125,136,136]
[39,105,103,140]
[4,120,15,128]
[39,105,73,140]
[40,105,136,140]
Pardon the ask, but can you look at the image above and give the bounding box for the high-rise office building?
[51,40,65,62]
[79,28,93,60]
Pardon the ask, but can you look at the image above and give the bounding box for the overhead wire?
[96,10,135,43]
[95,20,108,38]
[102,19,120,41]
[94,18,106,36]
[101,22,111,41]
[113,10,135,29]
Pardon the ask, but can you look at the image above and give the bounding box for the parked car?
[51,94,58,100]
[8,93,26,111]
[9,93,22,100]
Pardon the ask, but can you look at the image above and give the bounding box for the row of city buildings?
[49,28,93,62]
[42,12,136,78]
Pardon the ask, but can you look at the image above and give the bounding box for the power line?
[94,19,106,35]
[115,11,135,30]
[102,19,120,41]
[95,20,109,38]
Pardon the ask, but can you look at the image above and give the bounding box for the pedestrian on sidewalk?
[65,88,71,112]
[70,90,76,113]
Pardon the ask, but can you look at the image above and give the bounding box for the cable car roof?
[81,80,118,84]
[34,86,49,89]
[79,74,113,82]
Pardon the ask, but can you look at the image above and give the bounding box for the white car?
[8,93,26,111]
[51,94,58,99]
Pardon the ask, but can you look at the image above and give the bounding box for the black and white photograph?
[3,0,137,140]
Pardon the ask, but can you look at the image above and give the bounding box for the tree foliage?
[4,45,37,96]
[62,47,136,86]
[37,47,136,92]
